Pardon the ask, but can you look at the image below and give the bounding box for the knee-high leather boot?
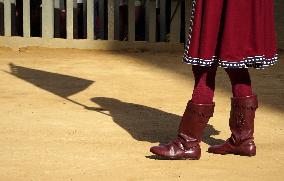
[208,95,258,156]
[150,101,215,160]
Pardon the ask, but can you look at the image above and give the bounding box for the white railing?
[0,0,192,43]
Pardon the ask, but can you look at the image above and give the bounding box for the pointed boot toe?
[150,145,165,156]
[150,138,201,160]
[150,143,177,158]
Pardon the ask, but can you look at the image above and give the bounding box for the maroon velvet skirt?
[183,0,278,69]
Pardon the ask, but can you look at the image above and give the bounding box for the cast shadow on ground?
[91,97,224,145]
[6,63,223,146]
[5,63,103,111]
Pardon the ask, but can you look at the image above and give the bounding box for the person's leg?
[150,65,217,160]
[191,65,218,104]
[225,68,253,97]
[208,68,258,156]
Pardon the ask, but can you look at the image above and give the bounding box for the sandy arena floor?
[0,47,283,181]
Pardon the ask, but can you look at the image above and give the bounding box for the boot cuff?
[231,94,258,110]
[186,101,215,118]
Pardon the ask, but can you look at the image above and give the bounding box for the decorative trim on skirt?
[183,53,278,69]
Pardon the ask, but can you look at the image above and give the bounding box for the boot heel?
[239,143,256,156]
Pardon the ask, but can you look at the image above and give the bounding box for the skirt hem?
[182,54,278,69]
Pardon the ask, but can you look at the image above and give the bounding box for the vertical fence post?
[145,0,156,42]
[66,0,74,39]
[4,0,11,36]
[23,0,30,37]
[128,0,135,42]
[42,0,54,38]
[87,0,94,40]
[108,0,120,40]
[107,0,114,40]
[170,0,181,43]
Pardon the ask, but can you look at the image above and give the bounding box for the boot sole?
[208,151,256,157]
[151,153,200,160]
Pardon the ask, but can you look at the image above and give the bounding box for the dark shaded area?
[0,2,3,36]
[30,0,42,37]
[6,63,101,111]
[15,0,23,36]
[6,63,222,145]
[275,0,284,49]
[54,6,66,38]
[91,97,223,145]
[11,2,17,36]
[8,63,93,98]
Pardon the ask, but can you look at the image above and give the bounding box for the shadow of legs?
[91,97,223,145]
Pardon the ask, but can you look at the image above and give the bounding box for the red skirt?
[183,0,278,69]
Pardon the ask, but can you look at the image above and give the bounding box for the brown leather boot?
[208,95,258,156]
[150,101,215,160]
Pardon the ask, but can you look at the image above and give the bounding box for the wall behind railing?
[275,0,284,50]
[0,0,283,50]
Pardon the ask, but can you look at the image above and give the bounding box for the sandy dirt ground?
[0,47,283,181]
